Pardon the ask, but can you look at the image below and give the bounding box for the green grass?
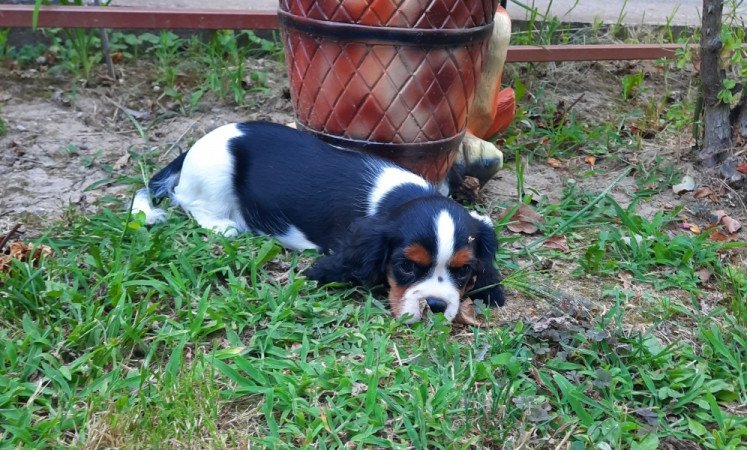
[2,8,746,447]
[2,25,283,110]
[1,193,746,448]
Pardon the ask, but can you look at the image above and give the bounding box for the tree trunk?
[699,0,731,168]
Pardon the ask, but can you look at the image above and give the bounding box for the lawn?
[2,188,746,449]
[1,10,747,450]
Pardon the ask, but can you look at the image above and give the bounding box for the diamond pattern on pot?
[280,0,498,28]
[283,31,486,144]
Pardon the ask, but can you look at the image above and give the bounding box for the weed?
[503,99,625,159]
[151,31,183,89]
[0,109,6,137]
[632,156,680,200]
[6,42,48,66]
[722,266,747,325]
[510,0,577,46]
[0,28,9,58]
[621,71,645,100]
[578,200,741,292]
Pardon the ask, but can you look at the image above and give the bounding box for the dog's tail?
[132,152,188,224]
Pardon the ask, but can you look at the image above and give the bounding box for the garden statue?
[278,0,515,188]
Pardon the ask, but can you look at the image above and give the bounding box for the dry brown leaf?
[453,298,486,327]
[697,268,712,284]
[547,158,562,168]
[711,210,728,225]
[737,162,747,174]
[5,241,52,267]
[693,187,718,202]
[507,222,538,234]
[709,229,732,242]
[543,235,570,252]
[500,204,544,235]
[722,216,742,234]
[711,210,742,234]
[618,272,633,290]
[113,152,131,170]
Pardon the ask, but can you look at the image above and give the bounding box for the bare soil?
[0,58,294,234]
[1,57,745,335]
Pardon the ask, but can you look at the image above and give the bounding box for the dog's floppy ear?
[305,215,390,287]
[469,212,505,307]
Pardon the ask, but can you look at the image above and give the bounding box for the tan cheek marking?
[387,275,407,319]
[449,248,474,268]
[403,243,432,267]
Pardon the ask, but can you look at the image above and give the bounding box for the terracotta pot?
[279,0,497,182]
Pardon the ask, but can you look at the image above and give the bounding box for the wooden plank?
[506,44,682,62]
[0,5,279,30]
[0,5,685,62]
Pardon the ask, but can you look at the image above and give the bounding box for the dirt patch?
[0,59,294,235]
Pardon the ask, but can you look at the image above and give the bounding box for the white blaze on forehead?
[435,210,456,267]
[394,211,461,323]
[368,167,429,216]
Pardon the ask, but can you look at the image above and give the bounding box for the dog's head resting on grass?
[133,121,505,323]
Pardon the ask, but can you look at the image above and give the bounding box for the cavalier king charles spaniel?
[133,121,505,323]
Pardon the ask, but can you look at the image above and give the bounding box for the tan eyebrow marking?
[403,243,432,266]
[449,248,474,268]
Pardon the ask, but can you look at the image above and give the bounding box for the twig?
[0,224,21,253]
[161,120,198,161]
[553,424,576,450]
[93,0,115,79]
[717,178,747,215]
[565,92,586,115]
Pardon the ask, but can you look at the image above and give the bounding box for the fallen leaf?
[547,157,562,168]
[500,204,544,235]
[722,215,742,234]
[697,268,712,284]
[709,229,732,242]
[1,241,52,274]
[618,272,633,290]
[113,152,130,170]
[453,298,486,327]
[672,175,696,194]
[543,235,570,252]
[0,255,10,273]
[679,223,701,234]
[585,155,596,167]
[711,210,728,225]
[693,186,718,202]
[737,162,747,174]
[711,210,742,234]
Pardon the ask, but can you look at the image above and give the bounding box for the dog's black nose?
[426,297,447,313]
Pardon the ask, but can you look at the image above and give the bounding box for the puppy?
[133,121,505,323]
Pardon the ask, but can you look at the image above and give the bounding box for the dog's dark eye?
[398,260,416,276]
[451,265,472,282]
